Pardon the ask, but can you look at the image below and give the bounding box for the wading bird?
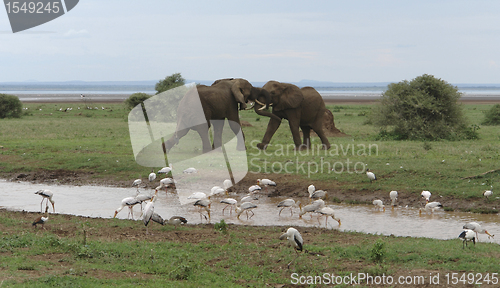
[484,189,493,199]
[419,201,442,215]
[316,206,341,227]
[279,227,303,268]
[373,199,385,212]
[194,199,211,221]
[458,229,476,249]
[277,199,302,216]
[159,177,176,192]
[248,185,262,194]
[366,169,376,182]
[241,194,258,203]
[148,171,156,182]
[142,195,157,235]
[34,189,55,212]
[299,199,325,219]
[236,202,257,220]
[32,206,49,229]
[223,179,232,195]
[132,179,142,192]
[257,179,276,192]
[183,167,197,174]
[210,186,225,197]
[135,192,154,211]
[187,192,207,201]
[390,191,398,210]
[463,222,494,242]
[158,165,172,174]
[114,197,141,219]
[166,216,188,226]
[421,190,431,203]
[151,212,164,225]
[220,198,238,215]
[307,185,327,203]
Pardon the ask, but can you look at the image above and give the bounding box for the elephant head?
[247,87,282,122]
[262,80,304,111]
[212,78,253,110]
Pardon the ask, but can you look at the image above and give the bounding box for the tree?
[370,74,476,140]
[481,104,500,125]
[155,73,185,94]
[0,93,23,118]
[124,92,151,111]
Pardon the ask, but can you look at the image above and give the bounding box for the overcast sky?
[1,0,499,84]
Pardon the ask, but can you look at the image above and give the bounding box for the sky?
[1,0,500,84]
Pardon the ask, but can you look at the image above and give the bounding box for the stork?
[34,189,55,213]
[421,190,431,203]
[114,197,141,219]
[236,202,257,220]
[458,229,476,249]
[299,199,325,219]
[389,191,398,209]
[248,185,262,194]
[257,179,276,192]
[220,198,238,215]
[277,199,302,216]
[132,179,142,192]
[316,206,341,227]
[142,195,157,235]
[366,168,376,182]
[223,179,232,195]
[419,201,442,215]
[183,167,197,173]
[194,199,211,221]
[373,199,385,212]
[279,227,303,268]
[463,222,494,242]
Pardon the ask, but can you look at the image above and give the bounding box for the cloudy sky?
[1,0,499,84]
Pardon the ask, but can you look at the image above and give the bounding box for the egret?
[32,206,49,229]
[277,199,302,216]
[373,199,385,212]
[236,202,257,219]
[299,199,325,218]
[132,179,142,191]
[463,222,494,241]
[34,189,55,212]
[316,206,341,227]
[166,216,188,226]
[142,195,157,235]
[458,229,476,249]
[366,169,376,182]
[220,198,238,215]
[279,227,303,268]
[114,197,141,219]
[183,167,197,174]
[241,194,258,203]
[257,179,276,192]
[194,199,211,221]
[484,190,493,199]
[389,191,398,209]
[223,179,232,195]
[421,191,431,203]
[248,185,262,194]
[419,201,442,215]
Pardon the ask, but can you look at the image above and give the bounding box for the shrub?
[481,104,500,125]
[370,74,476,140]
[155,72,185,94]
[124,92,151,111]
[0,94,23,118]
[370,240,385,262]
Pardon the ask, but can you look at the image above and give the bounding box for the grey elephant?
[162,78,273,153]
[254,80,331,150]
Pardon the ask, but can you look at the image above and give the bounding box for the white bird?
[366,169,376,182]
[257,179,276,192]
[34,189,55,212]
[158,177,176,192]
[421,190,431,203]
[458,229,476,249]
[166,216,188,226]
[299,199,325,218]
[389,191,398,209]
[279,227,303,268]
[135,193,154,211]
[241,194,258,203]
[316,206,341,227]
[223,179,232,195]
[187,192,207,200]
[419,201,443,215]
[183,167,197,174]
[158,166,172,174]
[220,198,238,215]
[373,199,385,212]
[307,185,327,203]
[32,206,49,229]
[248,185,262,194]
[194,199,211,221]
[484,190,493,199]
[463,222,494,241]
[114,197,141,219]
[277,199,302,216]
[132,179,142,191]
[210,186,225,197]
[236,202,258,219]
[142,195,157,235]
[148,171,156,182]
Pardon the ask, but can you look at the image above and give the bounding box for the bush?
[0,94,23,118]
[481,104,500,125]
[155,73,185,94]
[124,92,151,111]
[370,74,476,140]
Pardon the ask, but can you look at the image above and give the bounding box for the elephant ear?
[273,84,304,111]
[230,79,250,104]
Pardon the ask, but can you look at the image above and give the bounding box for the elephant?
[254,81,331,150]
[162,78,273,153]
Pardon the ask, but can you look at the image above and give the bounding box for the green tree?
[0,93,23,118]
[481,104,500,125]
[155,73,185,94]
[370,74,476,140]
[124,92,151,111]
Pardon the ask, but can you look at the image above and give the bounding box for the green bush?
[0,94,23,118]
[155,72,185,94]
[481,104,500,125]
[124,92,151,111]
[370,74,476,140]
[370,240,385,262]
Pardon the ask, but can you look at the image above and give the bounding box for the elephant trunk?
[254,103,281,122]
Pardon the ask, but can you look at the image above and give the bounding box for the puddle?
[1,179,498,244]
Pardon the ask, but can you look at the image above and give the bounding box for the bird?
[373,199,385,212]
[183,167,197,174]
[316,206,341,227]
[421,191,431,203]
[114,197,141,219]
[220,198,238,215]
[34,189,55,212]
[484,190,493,199]
[135,193,154,211]
[236,202,258,220]
[257,179,276,192]
[159,177,176,192]
[240,194,258,203]
[463,222,494,242]
[151,212,164,225]
[366,168,376,182]
[307,185,327,203]
[458,229,476,249]
[277,199,302,216]
[223,179,232,195]
[248,185,262,194]
[148,171,156,182]
[210,186,225,197]
[279,227,303,268]
[194,199,211,221]
[166,216,188,226]
[158,165,172,174]
[299,199,325,218]
[32,206,49,229]
[187,192,207,201]
[389,191,398,209]
[132,179,142,191]
[419,201,443,215]
[142,195,157,235]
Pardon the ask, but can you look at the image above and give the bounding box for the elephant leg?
[163,127,191,153]
[211,120,224,150]
[227,120,246,151]
[301,126,311,148]
[287,116,303,149]
[312,122,331,150]
[257,117,282,150]
[193,123,212,153]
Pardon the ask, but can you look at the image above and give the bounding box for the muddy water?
[1,180,498,244]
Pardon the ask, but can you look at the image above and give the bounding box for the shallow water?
[1,179,498,244]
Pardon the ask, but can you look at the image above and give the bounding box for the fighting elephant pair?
[162,79,330,153]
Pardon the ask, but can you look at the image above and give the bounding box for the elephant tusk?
[254,99,266,106]
[245,101,255,110]
[258,105,267,111]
